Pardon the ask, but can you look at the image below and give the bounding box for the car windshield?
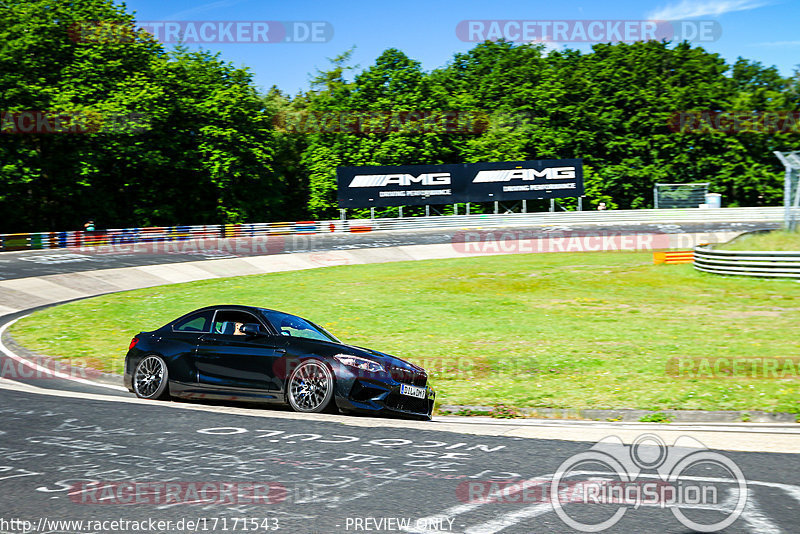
[261,310,340,343]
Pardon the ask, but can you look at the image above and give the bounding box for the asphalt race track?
[1,382,799,533]
[1,221,798,534]
[0,221,776,281]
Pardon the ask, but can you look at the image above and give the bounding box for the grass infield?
[9,251,800,414]
[717,230,800,251]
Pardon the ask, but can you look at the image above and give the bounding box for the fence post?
[30,233,43,249]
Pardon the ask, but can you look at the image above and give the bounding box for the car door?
[193,310,286,393]
[159,309,217,383]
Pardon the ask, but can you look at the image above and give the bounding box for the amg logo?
[472,167,576,182]
[349,173,451,187]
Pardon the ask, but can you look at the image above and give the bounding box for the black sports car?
[123,305,434,420]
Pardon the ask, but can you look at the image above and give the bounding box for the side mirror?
[241,323,265,337]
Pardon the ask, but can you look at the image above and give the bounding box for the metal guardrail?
[0,207,785,252]
[362,206,783,232]
[693,245,800,278]
[0,223,321,252]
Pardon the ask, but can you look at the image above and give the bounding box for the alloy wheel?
[133,355,169,399]
[288,360,333,412]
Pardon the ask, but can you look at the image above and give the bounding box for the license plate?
[400,384,426,399]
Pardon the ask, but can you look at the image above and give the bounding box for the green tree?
[0,0,282,232]
[0,0,163,230]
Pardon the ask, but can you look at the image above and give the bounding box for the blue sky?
[119,0,799,95]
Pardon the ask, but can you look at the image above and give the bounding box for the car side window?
[212,311,263,336]
[261,310,338,342]
[173,310,214,333]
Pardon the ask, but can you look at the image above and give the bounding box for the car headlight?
[333,354,385,373]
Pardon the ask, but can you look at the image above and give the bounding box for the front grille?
[385,392,430,415]
[389,365,427,387]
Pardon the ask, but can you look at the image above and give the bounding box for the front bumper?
[334,366,435,420]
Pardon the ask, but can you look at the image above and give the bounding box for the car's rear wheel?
[133,355,170,400]
[287,360,335,413]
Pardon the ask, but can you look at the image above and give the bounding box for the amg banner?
[337,159,584,208]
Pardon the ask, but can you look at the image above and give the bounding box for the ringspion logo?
[550,434,746,531]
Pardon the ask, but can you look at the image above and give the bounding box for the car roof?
[165,305,284,332]
[164,305,338,341]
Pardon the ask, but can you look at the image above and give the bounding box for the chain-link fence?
[774,151,800,230]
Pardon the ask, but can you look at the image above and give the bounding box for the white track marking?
[463,502,553,534]
[435,417,800,435]
[1,376,799,453]
[400,477,555,534]
[0,316,127,391]
[409,470,799,534]
[0,378,796,532]
[736,490,782,533]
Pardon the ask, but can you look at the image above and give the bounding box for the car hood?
[343,344,426,374]
[282,336,426,375]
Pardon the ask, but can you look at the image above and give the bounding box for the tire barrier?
[693,245,800,278]
[0,206,783,252]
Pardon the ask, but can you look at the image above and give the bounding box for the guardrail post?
[2,233,31,250]
[785,166,792,230]
[30,232,43,250]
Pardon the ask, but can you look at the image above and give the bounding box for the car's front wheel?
[287,360,335,413]
[132,355,170,400]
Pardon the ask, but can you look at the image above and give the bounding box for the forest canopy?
[1,0,798,232]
